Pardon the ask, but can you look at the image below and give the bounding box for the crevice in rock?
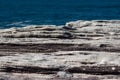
[67,65,120,75]
[1,66,60,74]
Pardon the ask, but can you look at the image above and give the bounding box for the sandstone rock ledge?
[0,20,120,80]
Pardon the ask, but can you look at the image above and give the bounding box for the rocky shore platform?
[0,20,120,80]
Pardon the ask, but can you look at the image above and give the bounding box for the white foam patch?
[5,20,32,27]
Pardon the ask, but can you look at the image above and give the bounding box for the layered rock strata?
[0,20,120,80]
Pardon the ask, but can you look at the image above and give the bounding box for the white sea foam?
[5,20,32,27]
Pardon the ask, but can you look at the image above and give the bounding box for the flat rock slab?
[0,20,120,80]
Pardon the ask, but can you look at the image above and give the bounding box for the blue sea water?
[0,0,120,28]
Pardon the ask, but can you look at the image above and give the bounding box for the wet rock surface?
[0,20,120,80]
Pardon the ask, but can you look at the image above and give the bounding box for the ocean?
[0,0,120,28]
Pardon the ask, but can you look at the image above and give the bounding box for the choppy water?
[0,0,120,28]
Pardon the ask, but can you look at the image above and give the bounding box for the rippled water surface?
[0,0,120,28]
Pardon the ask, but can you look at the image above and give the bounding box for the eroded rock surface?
[0,20,120,80]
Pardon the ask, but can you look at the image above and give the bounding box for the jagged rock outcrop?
[0,20,120,80]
